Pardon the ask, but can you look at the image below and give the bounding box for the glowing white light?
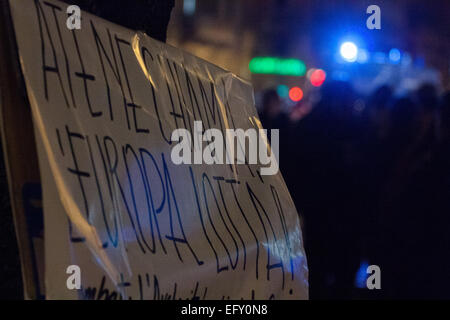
[340,42,358,62]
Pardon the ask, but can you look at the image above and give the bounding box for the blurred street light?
[310,69,326,87]
[289,87,303,102]
[340,42,358,62]
[249,57,306,76]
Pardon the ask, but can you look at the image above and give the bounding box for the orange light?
[289,87,303,102]
[310,69,326,87]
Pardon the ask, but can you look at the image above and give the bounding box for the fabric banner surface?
[10,0,308,299]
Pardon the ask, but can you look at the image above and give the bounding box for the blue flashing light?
[389,48,401,63]
[355,261,370,288]
[373,52,387,64]
[357,49,369,63]
[340,42,358,62]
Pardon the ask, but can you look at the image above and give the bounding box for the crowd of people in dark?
[259,81,450,299]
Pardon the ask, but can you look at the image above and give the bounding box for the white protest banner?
[10,0,308,299]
